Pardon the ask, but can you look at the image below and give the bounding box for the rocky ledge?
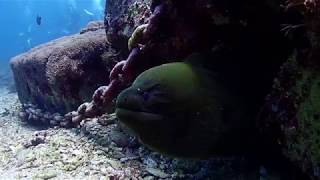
[10,21,111,115]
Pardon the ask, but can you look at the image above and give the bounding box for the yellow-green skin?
[116,60,252,158]
[128,24,148,51]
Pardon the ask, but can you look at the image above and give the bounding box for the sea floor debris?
[0,87,263,179]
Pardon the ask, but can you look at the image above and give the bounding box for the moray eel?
[116,57,253,158]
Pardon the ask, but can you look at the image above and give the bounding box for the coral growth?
[10,25,109,115]
[258,0,320,179]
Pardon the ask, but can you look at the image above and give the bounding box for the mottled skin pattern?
[115,60,253,158]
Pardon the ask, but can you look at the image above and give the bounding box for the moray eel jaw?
[115,108,164,134]
[116,105,193,157]
[115,84,174,144]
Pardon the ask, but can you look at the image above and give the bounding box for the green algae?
[282,67,320,177]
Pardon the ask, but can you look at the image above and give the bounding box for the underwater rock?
[69,0,153,123]
[79,115,137,148]
[259,58,320,180]
[105,0,151,53]
[19,103,65,126]
[10,24,110,115]
[23,131,47,148]
[80,21,105,34]
[258,1,320,179]
[33,171,57,180]
[104,0,283,110]
[69,0,283,127]
[109,127,132,147]
[145,167,170,178]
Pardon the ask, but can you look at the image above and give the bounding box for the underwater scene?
[0,0,320,179]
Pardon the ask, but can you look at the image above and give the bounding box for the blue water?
[0,0,105,73]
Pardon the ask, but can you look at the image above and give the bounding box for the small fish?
[83,9,94,16]
[61,29,70,34]
[36,15,42,25]
[27,38,32,47]
[18,32,25,37]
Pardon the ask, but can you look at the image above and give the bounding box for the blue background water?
[0,0,105,74]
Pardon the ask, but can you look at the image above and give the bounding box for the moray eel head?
[116,62,250,157]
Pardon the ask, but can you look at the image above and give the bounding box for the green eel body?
[116,58,253,158]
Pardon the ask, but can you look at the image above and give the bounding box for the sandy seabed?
[0,87,260,180]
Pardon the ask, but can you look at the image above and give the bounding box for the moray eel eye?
[137,88,150,101]
[134,83,170,109]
